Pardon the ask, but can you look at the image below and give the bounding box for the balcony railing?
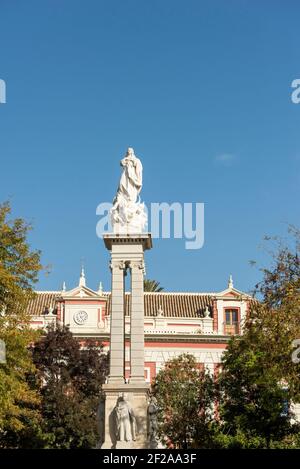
[223,321,240,335]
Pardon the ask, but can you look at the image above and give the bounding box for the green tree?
[218,227,300,448]
[153,353,215,449]
[0,202,43,448]
[31,324,109,448]
[144,279,164,292]
[218,336,294,448]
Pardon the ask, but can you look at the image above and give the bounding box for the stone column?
[108,260,126,384]
[130,260,146,384]
[102,234,152,449]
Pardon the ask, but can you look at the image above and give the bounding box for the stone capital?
[129,260,145,272]
[110,260,127,271]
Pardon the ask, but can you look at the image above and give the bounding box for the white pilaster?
[108,260,126,384]
[130,260,146,384]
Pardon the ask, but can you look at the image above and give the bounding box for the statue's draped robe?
[111,150,147,233]
[115,400,137,442]
[117,156,142,204]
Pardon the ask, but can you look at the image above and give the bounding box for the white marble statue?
[111,147,147,233]
[114,394,137,442]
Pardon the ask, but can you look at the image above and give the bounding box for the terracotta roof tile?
[28,291,60,316]
[104,292,213,318]
[28,291,214,318]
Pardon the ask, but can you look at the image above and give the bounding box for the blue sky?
[0,0,299,294]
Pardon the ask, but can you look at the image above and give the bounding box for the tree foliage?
[218,227,300,447]
[0,202,43,448]
[0,202,42,315]
[153,229,300,449]
[144,279,164,292]
[31,324,109,448]
[218,336,295,447]
[153,353,215,449]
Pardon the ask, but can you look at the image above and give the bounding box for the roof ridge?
[102,291,215,295]
[35,291,61,294]
[35,291,218,296]
[143,292,215,295]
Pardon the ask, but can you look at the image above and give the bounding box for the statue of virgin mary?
[111,147,147,233]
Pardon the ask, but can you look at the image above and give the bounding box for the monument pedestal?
[101,233,152,449]
[101,383,150,449]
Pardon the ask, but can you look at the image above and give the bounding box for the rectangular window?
[224,308,239,335]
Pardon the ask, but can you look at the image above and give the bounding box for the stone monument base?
[115,441,137,450]
[101,383,150,449]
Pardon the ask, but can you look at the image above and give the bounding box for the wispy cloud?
[214,153,236,166]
